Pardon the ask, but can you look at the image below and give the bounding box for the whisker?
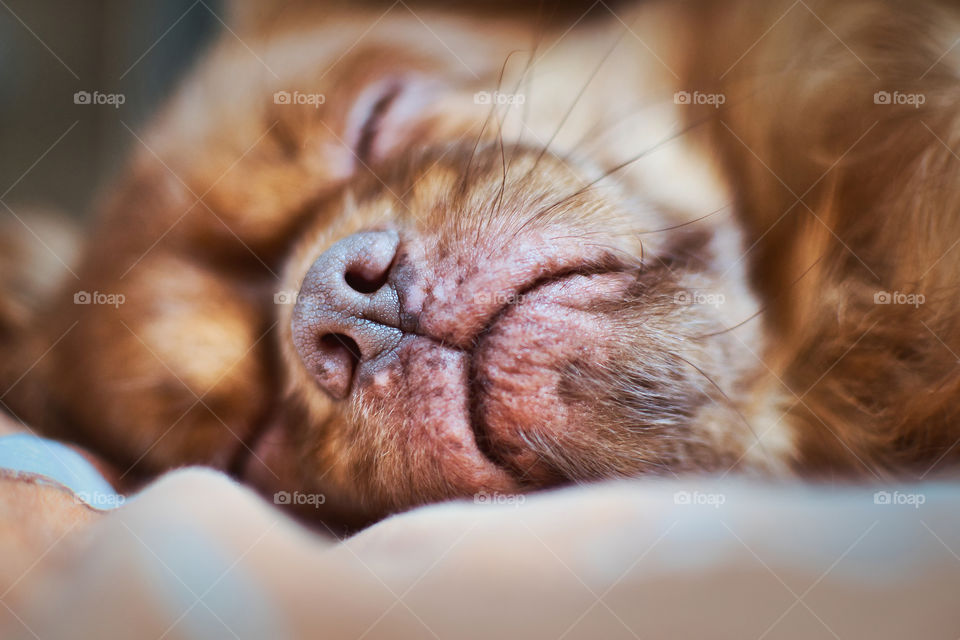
[673,352,768,461]
[692,248,828,340]
[465,48,527,246]
[502,112,719,251]
[636,204,733,235]
[524,15,635,183]
[507,0,552,171]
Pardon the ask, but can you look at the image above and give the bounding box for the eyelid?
[355,83,403,165]
[346,78,405,168]
[345,75,442,168]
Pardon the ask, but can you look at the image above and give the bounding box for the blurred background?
[0,0,222,219]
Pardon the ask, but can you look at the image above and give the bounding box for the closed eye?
[354,81,403,166]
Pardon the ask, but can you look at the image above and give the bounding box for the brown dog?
[4,0,960,525]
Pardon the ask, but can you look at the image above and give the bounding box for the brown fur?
[679,0,960,478]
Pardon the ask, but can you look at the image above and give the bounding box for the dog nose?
[291,230,403,399]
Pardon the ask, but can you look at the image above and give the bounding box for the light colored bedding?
[1,467,957,639]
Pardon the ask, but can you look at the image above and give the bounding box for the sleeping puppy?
[4,0,960,525]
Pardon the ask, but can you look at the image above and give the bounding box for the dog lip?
[406,232,638,351]
[469,262,636,348]
[465,268,640,483]
[460,264,637,479]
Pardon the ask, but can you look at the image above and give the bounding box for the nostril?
[344,266,390,294]
[311,333,362,399]
[341,229,399,295]
[320,333,362,361]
